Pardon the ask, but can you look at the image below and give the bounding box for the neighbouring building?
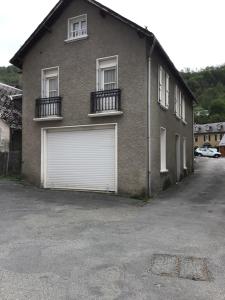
[0,83,22,152]
[10,0,195,196]
[194,122,225,149]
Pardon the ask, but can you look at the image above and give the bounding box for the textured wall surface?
[22,0,148,196]
[150,50,194,194]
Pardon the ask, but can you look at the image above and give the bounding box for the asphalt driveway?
[0,158,225,299]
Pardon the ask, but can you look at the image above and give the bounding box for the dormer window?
[217,124,222,130]
[67,14,87,41]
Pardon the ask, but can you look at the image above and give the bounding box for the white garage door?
[43,126,116,192]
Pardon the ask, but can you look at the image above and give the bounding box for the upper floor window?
[42,67,59,98]
[158,66,169,109]
[96,56,118,91]
[174,85,186,122]
[67,14,87,41]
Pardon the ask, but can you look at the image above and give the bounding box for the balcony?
[89,89,123,117]
[34,97,63,121]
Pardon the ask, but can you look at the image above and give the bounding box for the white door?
[43,126,117,192]
[176,134,181,182]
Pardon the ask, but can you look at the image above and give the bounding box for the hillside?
[181,65,225,124]
[0,66,21,89]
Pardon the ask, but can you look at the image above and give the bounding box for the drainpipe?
[147,37,156,198]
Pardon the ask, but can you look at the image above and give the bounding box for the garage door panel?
[44,127,116,191]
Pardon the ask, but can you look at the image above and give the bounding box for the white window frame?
[96,56,118,91]
[174,85,184,119]
[41,67,59,98]
[181,95,186,123]
[66,14,88,42]
[183,137,187,169]
[158,65,169,109]
[160,127,168,173]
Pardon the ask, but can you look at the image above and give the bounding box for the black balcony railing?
[90,89,121,114]
[35,97,62,118]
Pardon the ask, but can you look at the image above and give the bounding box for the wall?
[150,50,194,194]
[22,0,148,196]
[194,133,224,148]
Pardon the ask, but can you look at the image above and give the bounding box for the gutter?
[147,36,156,198]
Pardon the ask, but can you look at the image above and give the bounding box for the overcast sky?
[0,0,225,71]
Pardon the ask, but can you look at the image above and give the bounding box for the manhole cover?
[151,254,179,278]
[150,254,210,281]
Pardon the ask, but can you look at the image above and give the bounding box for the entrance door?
[176,134,181,182]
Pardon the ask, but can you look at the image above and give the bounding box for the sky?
[0,0,225,71]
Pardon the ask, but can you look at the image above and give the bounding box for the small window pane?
[104,69,116,84]
[81,20,87,29]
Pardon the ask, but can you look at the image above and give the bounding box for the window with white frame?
[158,66,169,109]
[67,14,87,41]
[96,56,118,91]
[174,85,185,120]
[181,95,186,122]
[42,67,59,98]
[183,137,187,169]
[160,127,167,172]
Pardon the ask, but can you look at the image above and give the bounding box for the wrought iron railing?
[90,89,121,114]
[35,97,62,118]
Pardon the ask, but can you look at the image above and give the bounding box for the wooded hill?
[1,64,225,124]
[181,65,225,124]
[0,66,21,89]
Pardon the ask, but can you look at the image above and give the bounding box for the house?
[194,122,225,149]
[0,83,22,152]
[10,0,195,197]
[219,134,225,157]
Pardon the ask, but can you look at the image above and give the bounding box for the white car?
[195,147,221,158]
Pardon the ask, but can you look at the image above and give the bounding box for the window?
[174,85,185,121]
[204,135,209,142]
[158,66,169,109]
[67,14,87,41]
[220,134,223,140]
[160,127,167,172]
[215,134,217,141]
[96,56,118,91]
[195,136,198,143]
[183,138,187,169]
[42,67,59,98]
[174,85,180,117]
[181,95,186,122]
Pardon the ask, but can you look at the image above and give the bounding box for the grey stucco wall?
[150,50,194,195]
[22,0,148,196]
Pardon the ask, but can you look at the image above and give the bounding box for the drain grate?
[150,254,210,281]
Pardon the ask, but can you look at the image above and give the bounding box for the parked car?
[195,147,221,158]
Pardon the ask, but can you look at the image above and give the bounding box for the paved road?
[0,158,225,299]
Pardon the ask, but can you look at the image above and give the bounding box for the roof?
[10,0,196,102]
[0,82,22,96]
[219,134,225,146]
[194,122,225,134]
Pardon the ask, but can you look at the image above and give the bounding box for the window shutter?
[166,73,169,108]
[158,66,162,103]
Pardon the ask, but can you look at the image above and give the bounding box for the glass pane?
[49,78,58,97]
[104,69,116,84]
[72,22,79,31]
[81,20,87,29]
